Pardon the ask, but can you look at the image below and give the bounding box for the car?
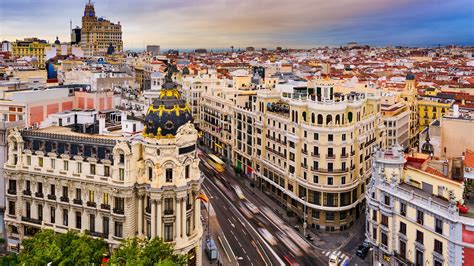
[356,245,370,259]
[328,254,340,266]
[244,201,260,214]
[362,239,371,247]
[257,228,277,245]
[306,234,314,241]
[293,225,300,232]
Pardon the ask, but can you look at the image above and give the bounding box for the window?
[119,168,125,180]
[314,133,319,140]
[76,188,81,200]
[64,160,69,171]
[76,211,81,229]
[26,180,31,192]
[328,134,333,142]
[114,197,124,212]
[89,190,95,202]
[417,210,424,225]
[399,221,406,235]
[164,223,173,241]
[434,261,442,266]
[90,164,96,175]
[399,240,406,258]
[38,204,43,221]
[341,176,346,184]
[384,195,390,205]
[50,207,55,223]
[148,166,153,180]
[37,182,43,195]
[103,193,109,205]
[77,162,82,173]
[342,134,346,141]
[8,201,15,216]
[327,177,333,185]
[372,209,377,221]
[434,239,443,254]
[50,184,55,196]
[313,175,319,183]
[50,158,55,169]
[63,209,68,226]
[62,186,68,198]
[166,168,173,182]
[400,202,406,216]
[372,226,377,240]
[8,179,16,193]
[186,218,191,236]
[381,232,388,247]
[26,202,31,218]
[104,166,110,177]
[185,165,190,179]
[326,212,335,221]
[103,217,109,237]
[27,156,31,165]
[416,230,424,244]
[416,250,423,266]
[39,157,44,167]
[435,218,443,234]
[114,221,123,237]
[90,214,95,232]
[381,214,388,226]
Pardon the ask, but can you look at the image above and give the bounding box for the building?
[381,100,410,149]
[250,78,385,231]
[418,94,454,132]
[11,38,49,69]
[3,69,203,264]
[146,45,160,56]
[400,73,419,148]
[80,1,123,57]
[366,145,474,266]
[1,41,12,53]
[71,26,82,45]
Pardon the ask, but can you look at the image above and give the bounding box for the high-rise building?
[4,72,203,264]
[80,1,123,57]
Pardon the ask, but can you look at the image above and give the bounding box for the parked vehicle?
[356,245,369,259]
[306,234,314,241]
[328,254,340,266]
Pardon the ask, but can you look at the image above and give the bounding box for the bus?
[207,154,225,173]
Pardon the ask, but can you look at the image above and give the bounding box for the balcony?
[266,147,286,158]
[164,209,174,215]
[310,167,348,174]
[87,201,97,208]
[365,138,377,147]
[351,150,355,156]
[302,150,308,155]
[73,199,83,205]
[47,194,56,200]
[326,154,335,159]
[35,192,44,198]
[113,208,124,215]
[7,189,17,195]
[85,230,104,238]
[341,153,349,158]
[23,190,32,196]
[265,135,287,145]
[21,216,42,225]
[101,204,111,210]
[311,152,320,158]
[60,196,69,203]
[301,163,308,169]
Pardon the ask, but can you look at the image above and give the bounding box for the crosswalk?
[322,250,349,262]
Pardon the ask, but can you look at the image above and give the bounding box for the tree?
[17,229,107,266]
[110,237,187,266]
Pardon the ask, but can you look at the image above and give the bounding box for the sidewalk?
[200,202,231,266]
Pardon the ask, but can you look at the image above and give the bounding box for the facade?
[381,102,410,149]
[418,96,453,132]
[80,1,123,57]
[251,78,385,231]
[3,73,203,264]
[366,145,473,266]
[12,38,49,70]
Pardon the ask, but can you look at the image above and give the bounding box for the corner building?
[253,78,385,231]
[4,79,202,264]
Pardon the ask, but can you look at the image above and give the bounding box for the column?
[194,196,200,233]
[176,197,181,240]
[156,199,162,238]
[138,196,143,236]
[151,200,156,238]
[181,199,186,238]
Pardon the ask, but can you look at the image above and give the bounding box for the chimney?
[442,160,449,177]
[99,113,106,134]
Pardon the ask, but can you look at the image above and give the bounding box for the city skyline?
[0,0,473,49]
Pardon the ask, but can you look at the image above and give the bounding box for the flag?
[196,191,209,202]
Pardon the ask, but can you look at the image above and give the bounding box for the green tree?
[110,237,187,266]
[17,229,107,266]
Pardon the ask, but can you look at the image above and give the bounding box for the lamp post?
[301,196,307,237]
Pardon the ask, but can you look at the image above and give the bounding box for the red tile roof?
[465,150,474,168]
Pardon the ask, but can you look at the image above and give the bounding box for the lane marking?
[217,235,231,262]
[222,233,237,262]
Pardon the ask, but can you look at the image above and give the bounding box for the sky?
[0,0,473,49]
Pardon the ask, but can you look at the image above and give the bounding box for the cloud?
[0,0,472,48]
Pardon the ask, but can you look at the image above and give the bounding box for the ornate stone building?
[80,1,123,57]
[4,67,203,265]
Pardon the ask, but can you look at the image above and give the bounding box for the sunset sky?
[0,0,473,49]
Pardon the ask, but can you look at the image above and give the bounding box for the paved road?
[200,158,326,265]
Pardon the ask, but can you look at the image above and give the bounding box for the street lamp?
[301,196,307,237]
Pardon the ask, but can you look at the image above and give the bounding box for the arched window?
[317,114,323,125]
[326,115,332,125]
[302,111,307,122]
[311,113,315,124]
[342,114,345,125]
[335,114,340,125]
[348,112,353,123]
